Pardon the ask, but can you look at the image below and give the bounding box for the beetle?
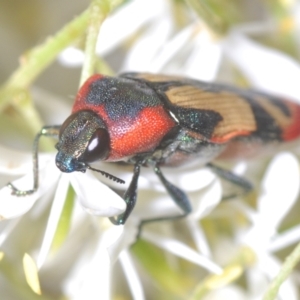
[8,72,300,226]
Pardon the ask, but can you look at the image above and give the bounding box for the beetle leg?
[154,165,192,214]
[136,165,192,239]
[7,125,60,196]
[110,163,141,225]
[207,163,253,198]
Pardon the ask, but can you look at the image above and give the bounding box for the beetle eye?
[82,128,110,163]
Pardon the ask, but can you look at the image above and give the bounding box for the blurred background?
[0,0,86,96]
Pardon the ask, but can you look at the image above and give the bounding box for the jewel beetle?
[8,72,300,225]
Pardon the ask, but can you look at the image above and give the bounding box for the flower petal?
[97,0,166,56]
[162,166,216,192]
[268,224,300,252]
[0,146,32,176]
[72,239,112,300]
[190,179,222,219]
[184,30,222,81]
[224,33,300,100]
[259,152,300,229]
[70,171,126,217]
[187,219,212,257]
[57,47,85,67]
[119,250,145,300]
[0,161,59,219]
[37,174,71,268]
[142,230,223,274]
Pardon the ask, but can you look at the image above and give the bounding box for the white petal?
[162,166,216,192]
[190,179,222,219]
[184,30,222,81]
[0,218,20,247]
[58,47,85,67]
[142,230,222,274]
[246,267,270,298]
[268,224,300,252]
[187,219,212,257]
[0,162,59,219]
[0,146,32,175]
[65,219,125,300]
[119,250,145,300]
[139,23,193,73]
[133,192,183,220]
[224,33,300,100]
[97,0,166,56]
[259,152,300,228]
[244,153,300,249]
[122,17,172,72]
[70,171,126,217]
[202,286,247,300]
[73,239,112,300]
[37,174,71,268]
[107,222,138,259]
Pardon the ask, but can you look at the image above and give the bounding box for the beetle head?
[55,110,110,173]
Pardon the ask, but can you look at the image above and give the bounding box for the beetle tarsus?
[8,125,60,198]
[137,212,190,240]
[7,183,35,197]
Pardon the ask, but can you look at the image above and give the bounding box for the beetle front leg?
[7,125,60,196]
[109,163,141,225]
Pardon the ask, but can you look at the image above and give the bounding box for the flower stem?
[262,241,300,300]
[79,0,124,86]
[0,9,89,113]
[0,9,89,138]
[51,185,75,252]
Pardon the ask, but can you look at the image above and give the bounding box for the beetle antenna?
[87,165,125,184]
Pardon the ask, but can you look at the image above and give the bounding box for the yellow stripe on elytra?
[255,95,292,129]
[165,85,257,139]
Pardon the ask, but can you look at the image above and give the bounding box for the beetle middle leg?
[109,162,192,240]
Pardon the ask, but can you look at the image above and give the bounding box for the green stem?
[51,185,75,252]
[80,0,124,86]
[0,9,89,113]
[263,241,300,300]
[80,0,109,86]
[95,57,115,75]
